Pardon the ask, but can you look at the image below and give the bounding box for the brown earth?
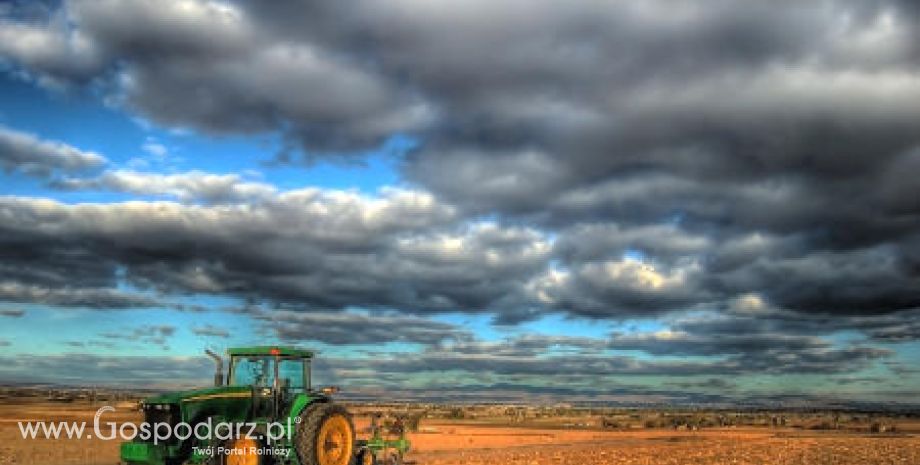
[1,400,918,465]
[408,423,920,465]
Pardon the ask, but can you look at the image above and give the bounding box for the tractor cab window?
[229,356,309,391]
[278,358,308,392]
[231,356,275,387]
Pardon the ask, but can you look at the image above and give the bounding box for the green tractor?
[120,347,409,465]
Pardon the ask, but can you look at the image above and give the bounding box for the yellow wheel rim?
[317,414,353,465]
[226,437,259,465]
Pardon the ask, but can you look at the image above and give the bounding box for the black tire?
[295,403,356,465]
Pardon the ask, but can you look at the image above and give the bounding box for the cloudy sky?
[0,0,919,405]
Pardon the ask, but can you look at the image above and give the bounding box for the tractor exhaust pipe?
[205,349,223,387]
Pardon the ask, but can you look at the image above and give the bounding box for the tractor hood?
[143,385,251,405]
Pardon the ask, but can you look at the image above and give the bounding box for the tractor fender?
[287,393,328,424]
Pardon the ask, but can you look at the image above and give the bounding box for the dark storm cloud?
[1,0,920,333]
[555,223,710,264]
[256,0,920,318]
[0,193,549,316]
[0,308,25,317]
[607,331,829,356]
[0,354,213,387]
[334,352,722,378]
[736,346,892,375]
[328,330,893,379]
[0,281,162,309]
[488,334,609,354]
[671,309,920,342]
[253,310,472,346]
[887,362,920,376]
[100,324,176,349]
[869,323,920,342]
[601,324,891,375]
[325,342,890,379]
[0,0,431,150]
[0,125,106,177]
[666,378,736,392]
[192,324,230,339]
[708,245,920,315]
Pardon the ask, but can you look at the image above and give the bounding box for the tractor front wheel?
[295,403,355,465]
[221,437,263,465]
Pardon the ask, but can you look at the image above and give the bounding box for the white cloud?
[54,170,277,203]
[142,139,168,157]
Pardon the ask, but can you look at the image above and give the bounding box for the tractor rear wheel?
[295,403,355,465]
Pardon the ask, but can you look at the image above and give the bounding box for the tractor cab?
[225,346,313,419]
[227,346,311,391]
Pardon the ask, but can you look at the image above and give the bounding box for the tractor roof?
[227,346,314,358]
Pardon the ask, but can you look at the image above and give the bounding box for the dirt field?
[2,400,918,465]
[408,423,920,465]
